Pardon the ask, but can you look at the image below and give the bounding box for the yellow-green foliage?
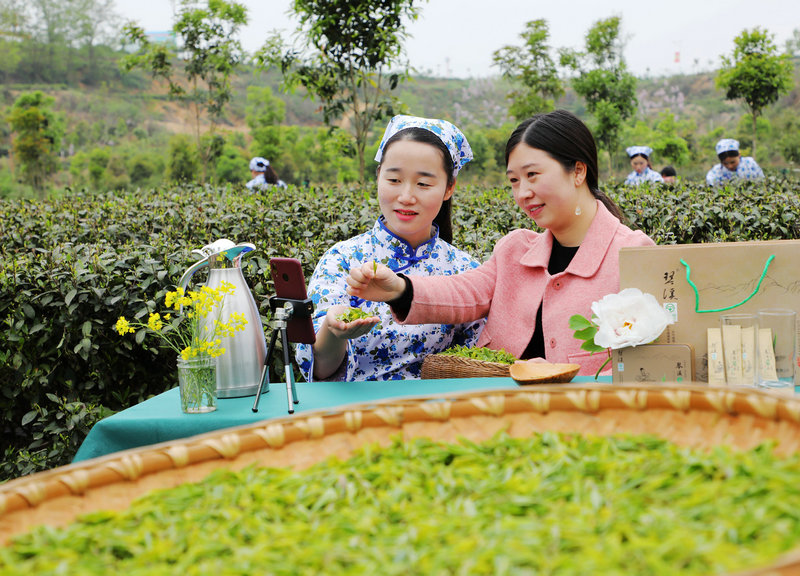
[4,433,800,574]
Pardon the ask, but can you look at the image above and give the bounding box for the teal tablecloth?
[73,376,608,462]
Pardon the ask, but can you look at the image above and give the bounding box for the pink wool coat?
[402,201,655,376]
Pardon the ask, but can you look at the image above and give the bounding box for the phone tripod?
[252,295,313,414]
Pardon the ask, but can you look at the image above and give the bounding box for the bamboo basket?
[4,383,800,575]
[420,353,511,378]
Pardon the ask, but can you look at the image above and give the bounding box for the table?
[73,376,608,462]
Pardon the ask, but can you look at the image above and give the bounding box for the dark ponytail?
[264,165,279,185]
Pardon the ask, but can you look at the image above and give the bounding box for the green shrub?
[0,177,798,478]
[166,135,197,183]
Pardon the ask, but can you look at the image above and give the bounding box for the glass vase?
[177,355,217,414]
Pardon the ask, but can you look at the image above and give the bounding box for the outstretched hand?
[324,305,379,340]
[346,261,406,303]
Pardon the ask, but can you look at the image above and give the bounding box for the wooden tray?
[3,384,800,575]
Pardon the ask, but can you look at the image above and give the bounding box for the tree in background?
[258,0,421,182]
[215,141,247,184]
[560,16,637,173]
[492,19,564,121]
[716,27,794,157]
[0,0,26,81]
[6,91,62,197]
[652,113,692,167]
[246,86,286,164]
[0,0,119,84]
[70,0,119,83]
[121,0,248,183]
[166,134,197,183]
[627,111,694,166]
[784,28,800,57]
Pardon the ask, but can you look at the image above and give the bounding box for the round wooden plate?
[509,361,581,384]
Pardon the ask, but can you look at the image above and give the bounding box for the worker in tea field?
[246,157,287,190]
[705,138,764,185]
[660,165,677,184]
[624,146,664,185]
[295,115,485,381]
[347,110,655,377]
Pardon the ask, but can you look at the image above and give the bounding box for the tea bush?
[0,177,798,478]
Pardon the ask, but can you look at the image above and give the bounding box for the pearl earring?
[575,205,582,216]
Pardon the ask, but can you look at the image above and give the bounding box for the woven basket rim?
[423,353,514,368]
[4,383,800,575]
[3,382,798,494]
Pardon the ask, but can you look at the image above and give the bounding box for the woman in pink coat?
[347,110,655,376]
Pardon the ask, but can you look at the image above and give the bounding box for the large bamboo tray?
[4,383,800,575]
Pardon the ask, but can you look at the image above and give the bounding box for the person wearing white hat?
[246,156,287,190]
[624,146,664,185]
[705,139,764,185]
[295,115,484,383]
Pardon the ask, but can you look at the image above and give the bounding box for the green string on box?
[679,255,775,313]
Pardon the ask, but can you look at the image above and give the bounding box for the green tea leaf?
[438,344,517,364]
[335,307,374,323]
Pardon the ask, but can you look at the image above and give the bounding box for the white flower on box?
[570,288,674,378]
[592,288,674,349]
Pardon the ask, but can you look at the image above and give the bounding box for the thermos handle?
[178,257,210,293]
[178,241,256,292]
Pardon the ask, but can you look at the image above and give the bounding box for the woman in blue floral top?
[624,146,664,185]
[705,138,764,185]
[295,115,485,381]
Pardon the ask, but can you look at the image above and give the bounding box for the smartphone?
[269,257,316,344]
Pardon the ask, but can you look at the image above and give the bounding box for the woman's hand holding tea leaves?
[326,305,379,340]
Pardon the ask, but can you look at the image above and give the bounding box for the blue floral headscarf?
[715,139,739,155]
[375,115,473,177]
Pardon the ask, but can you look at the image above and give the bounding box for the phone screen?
[269,258,316,344]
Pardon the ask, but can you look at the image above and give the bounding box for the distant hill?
[1,56,798,196]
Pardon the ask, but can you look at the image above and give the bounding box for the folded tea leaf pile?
[2,433,799,574]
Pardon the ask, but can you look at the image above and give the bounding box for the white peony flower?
[591,288,673,350]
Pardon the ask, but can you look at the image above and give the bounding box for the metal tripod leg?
[251,328,280,413]
[280,325,299,414]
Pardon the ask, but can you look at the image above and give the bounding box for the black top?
[389,238,580,360]
[520,239,579,360]
[388,274,413,319]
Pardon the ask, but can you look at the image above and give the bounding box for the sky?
[114,0,798,78]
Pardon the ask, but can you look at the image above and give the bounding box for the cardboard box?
[612,343,695,384]
[619,240,800,383]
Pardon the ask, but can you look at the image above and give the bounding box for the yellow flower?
[165,291,176,308]
[114,316,135,335]
[117,284,244,361]
[147,313,163,331]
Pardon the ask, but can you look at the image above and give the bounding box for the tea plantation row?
[1,178,798,479]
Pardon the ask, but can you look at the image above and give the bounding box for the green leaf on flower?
[573,326,597,342]
[581,340,605,353]
[568,314,594,330]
